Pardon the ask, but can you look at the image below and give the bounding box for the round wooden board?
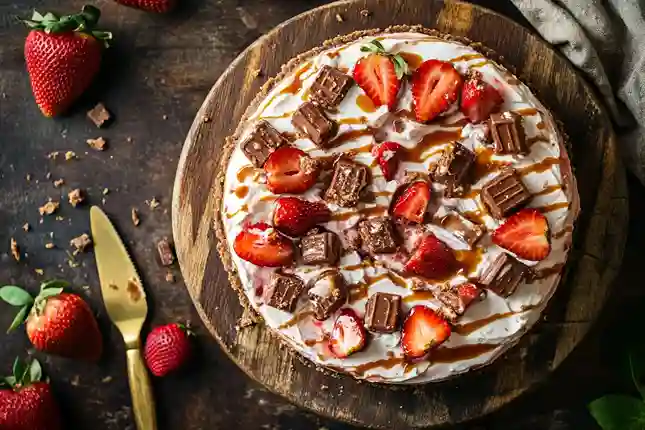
[172,0,628,427]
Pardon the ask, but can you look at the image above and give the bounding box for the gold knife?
[90,206,157,430]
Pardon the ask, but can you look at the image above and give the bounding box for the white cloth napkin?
[511,0,645,182]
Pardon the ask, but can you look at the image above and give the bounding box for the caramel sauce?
[349,282,369,302]
[259,195,277,202]
[449,53,485,63]
[341,262,367,271]
[356,94,377,113]
[526,135,549,147]
[535,201,569,213]
[329,128,374,147]
[536,121,546,130]
[373,190,393,198]
[365,273,390,286]
[431,343,498,363]
[327,50,340,59]
[532,184,562,198]
[403,290,435,303]
[338,66,349,74]
[352,356,404,376]
[461,209,487,225]
[532,263,565,281]
[236,165,259,182]
[455,248,483,276]
[553,225,573,239]
[404,129,463,163]
[331,205,387,221]
[347,143,375,155]
[388,271,409,289]
[469,60,491,68]
[514,107,539,116]
[398,52,423,71]
[280,63,312,95]
[339,116,369,125]
[278,310,314,329]
[234,185,249,198]
[226,203,248,219]
[507,77,521,85]
[261,111,293,119]
[518,157,559,176]
[472,147,510,182]
[421,147,447,162]
[454,311,515,335]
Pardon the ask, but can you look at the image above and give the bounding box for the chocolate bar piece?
[481,168,530,219]
[309,65,354,109]
[265,272,305,312]
[307,270,347,320]
[358,217,397,254]
[479,253,529,297]
[341,226,362,252]
[300,232,341,265]
[86,103,112,128]
[432,142,475,197]
[490,112,527,154]
[240,121,287,167]
[439,211,485,248]
[436,282,486,322]
[157,238,175,266]
[324,159,368,207]
[291,102,337,147]
[364,292,401,333]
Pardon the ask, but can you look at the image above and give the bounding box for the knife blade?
[90,206,157,430]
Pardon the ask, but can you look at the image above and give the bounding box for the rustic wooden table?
[0,1,642,429]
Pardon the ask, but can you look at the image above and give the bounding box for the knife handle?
[126,348,158,430]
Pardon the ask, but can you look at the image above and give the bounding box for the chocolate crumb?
[335,13,344,22]
[64,151,77,160]
[22,223,30,232]
[10,238,20,261]
[87,103,111,128]
[157,238,175,266]
[70,234,92,253]
[53,178,64,188]
[87,137,107,151]
[131,208,140,226]
[68,189,84,207]
[165,271,175,283]
[39,200,60,216]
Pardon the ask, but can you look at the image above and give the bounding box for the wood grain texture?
[172,0,628,427]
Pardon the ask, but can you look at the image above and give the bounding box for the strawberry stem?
[359,39,410,79]
[0,280,67,332]
[21,5,112,47]
[1,358,42,390]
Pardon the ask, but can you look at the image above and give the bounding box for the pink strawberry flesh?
[329,308,366,358]
[492,208,550,261]
[460,71,503,123]
[404,234,457,279]
[372,141,403,181]
[273,197,331,237]
[353,53,401,110]
[233,222,294,267]
[392,181,431,223]
[402,306,451,360]
[411,60,463,123]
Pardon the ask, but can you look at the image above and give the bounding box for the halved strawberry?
[372,141,403,181]
[402,306,451,360]
[264,146,319,194]
[457,283,484,309]
[329,308,366,358]
[273,197,331,237]
[392,181,430,223]
[492,208,550,261]
[404,234,457,279]
[460,70,503,123]
[411,60,463,123]
[353,53,400,110]
[233,222,294,267]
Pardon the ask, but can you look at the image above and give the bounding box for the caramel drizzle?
[453,303,541,336]
[261,111,293,119]
[278,310,314,329]
[430,343,498,363]
[518,157,560,176]
[234,185,249,198]
[348,282,369,302]
[472,147,510,182]
[404,129,463,163]
[398,51,423,71]
[339,116,369,125]
[236,165,260,182]
[356,94,377,113]
[448,53,485,63]
[331,205,387,221]
[403,290,435,303]
[226,203,248,219]
[532,184,562,198]
[513,107,539,116]
[351,356,405,375]
[531,263,565,281]
[534,201,569,213]
[329,128,374,147]
[468,60,492,68]
[507,77,521,85]
[536,121,546,130]
[526,135,549,147]
[455,248,484,276]
[280,63,313,95]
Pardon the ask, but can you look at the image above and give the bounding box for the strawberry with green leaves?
[0,358,62,430]
[22,6,112,117]
[0,281,103,362]
[144,323,193,377]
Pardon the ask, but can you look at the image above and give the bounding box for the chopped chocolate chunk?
[358,217,397,254]
[481,168,530,219]
[240,121,287,167]
[309,65,354,109]
[87,137,107,151]
[265,272,305,312]
[39,200,60,216]
[324,158,368,207]
[300,232,340,265]
[291,102,337,147]
[157,238,175,266]
[439,211,485,248]
[68,189,84,207]
[307,270,347,320]
[479,253,529,297]
[10,238,20,262]
[364,292,401,333]
[342,226,361,252]
[490,112,527,154]
[87,103,111,128]
[70,234,92,253]
[431,142,475,197]
[436,282,486,321]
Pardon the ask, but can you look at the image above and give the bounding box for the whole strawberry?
[144,323,192,377]
[22,6,112,117]
[0,281,103,362]
[0,358,62,430]
[113,0,176,13]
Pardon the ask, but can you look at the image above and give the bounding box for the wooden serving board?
[172,0,627,427]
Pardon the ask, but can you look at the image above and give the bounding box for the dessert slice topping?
[402,306,451,360]
[233,222,294,267]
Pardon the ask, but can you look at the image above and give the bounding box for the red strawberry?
[144,323,192,377]
[22,6,111,117]
[113,0,176,13]
[0,281,102,362]
[234,222,294,267]
[492,209,550,261]
[273,197,331,237]
[402,306,451,360]
[404,235,457,279]
[372,141,403,180]
[329,309,366,358]
[457,283,484,309]
[264,146,319,194]
[460,70,503,123]
[392,181,430,223]
[353,53,401,110]
[0,358,62,430]
[411,60,463,123]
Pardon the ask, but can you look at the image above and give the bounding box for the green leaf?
[42,12,58,22]
[40,280,69,292]
[370,39,385,51]
[0,286,34,307]
[12,357,24,382]
[4,376,16,387]
[81,5,101,25]
[392,54,409,78]
[29,359,42,383]
[589,395,645,430]
[8,305,30,333]
[31,10,44,21]
[38,287,63,301]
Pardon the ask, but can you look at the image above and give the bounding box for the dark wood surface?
[0,1,641,429]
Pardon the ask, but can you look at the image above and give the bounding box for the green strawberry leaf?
[12,357,24,382]
[0,286,34,307]
[8,305,30,333]
[371,39,385,51]
[29,359,42,383]
[3,376,16,387]
[40,279,69,292]
[588,395,645,430]
[31,10,44,21]
[38,287,64,300]
[42,12,58,23]
[80,5,101,26]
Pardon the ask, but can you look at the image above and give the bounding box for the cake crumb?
[45,172,52,180]
[335,13,344,22]
[68,189,84,207]
[10,238,20,261]
[70,234,92,253]
[47,151,59,159]
[26,174,32,181]
[53,178,64,188]
[65,151,77,160]
[45,243,55,249]
[131,208,140,226]
[126,137,132,143]
[39,200,60,216]
[360,9,371,17]
[162,114,168,120]
[147,198,160,210]
[22,223,30,232]
[87,103,111,128]
[165,271,175,283]
[102,188,109,195]
[35,268,44,276]
[253,68,262,78]
[202,115,211,123]
[87,137,107,151]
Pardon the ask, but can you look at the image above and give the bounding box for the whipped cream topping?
[221,32,579,383]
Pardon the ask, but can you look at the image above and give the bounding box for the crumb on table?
[131,208,140,226]
[39,200,60,216]
[68,189,84,207]
[70,234,92,253]
[10,238,20,261]
[53,178,64,188]
[65,151,77,160]
[87,137,107,151]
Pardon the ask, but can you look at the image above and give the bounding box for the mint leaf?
[0,286,33,307]
[589,395,645,430]
[8,305,30,333]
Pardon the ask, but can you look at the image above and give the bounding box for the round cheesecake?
[216,28,579,384]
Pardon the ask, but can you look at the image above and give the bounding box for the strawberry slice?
[372,141,403,181]
[402,306,451,360]
[492,208,550,261]
[273,197,331,237]
[460,70,503,123]
[404,234,457,279]
[457,283,484,309]
[233,222,294,267]
[411,60,463,123]
[353,53,401,110]
[329,308,366,358]
[392,181,430,223]
[264,146,319,194]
